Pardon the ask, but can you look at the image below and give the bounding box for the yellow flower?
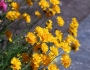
[53,38,61,48]
[55,29,63,42]
[6,11,20,20]
[39,0,50,10]
[65,35,74,44]
[50,46,58,56]
[11,57,22,70]
[71,39,80,52]
[48,64,59,70]
[60,54,71,68]
[5,30,12,42]
[56,16,65,26]
[11,2,19,10]
[31,53,41,68]
[35,11,42,18]
[26,0,33,6]
[68,17,79,37]
[46,20,52,30]
[65,35,80,52]
[49,51,55,60]
[50,0,60,5]
[61,41,71,53]
[41,43,48,54]
[48,8,56,16]
[22,13,31,23]
[52,5,61,13]
[70,18,79,28]
[25,32,37,45]
[35,26,54,42]
[41,54,51,66]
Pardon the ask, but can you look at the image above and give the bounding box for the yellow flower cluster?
[60,54,71,68]
[6,1,31,23]
[23,16,80,70]
[11,57,22,70]
[4,0,80,70]
[7,17,80,70]
[38,0,60,17]
[34,26,54,42]
[6,11,20,20]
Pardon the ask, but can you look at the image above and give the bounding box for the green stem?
[22,62,31,70]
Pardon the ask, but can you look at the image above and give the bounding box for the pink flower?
[0,0,7,12]
[0,0,4,2]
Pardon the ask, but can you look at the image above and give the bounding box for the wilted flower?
[5,30,12,42]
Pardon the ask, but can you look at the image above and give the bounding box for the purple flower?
[0,0,7,12]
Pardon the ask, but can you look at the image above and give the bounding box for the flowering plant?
[0,0,80,70]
